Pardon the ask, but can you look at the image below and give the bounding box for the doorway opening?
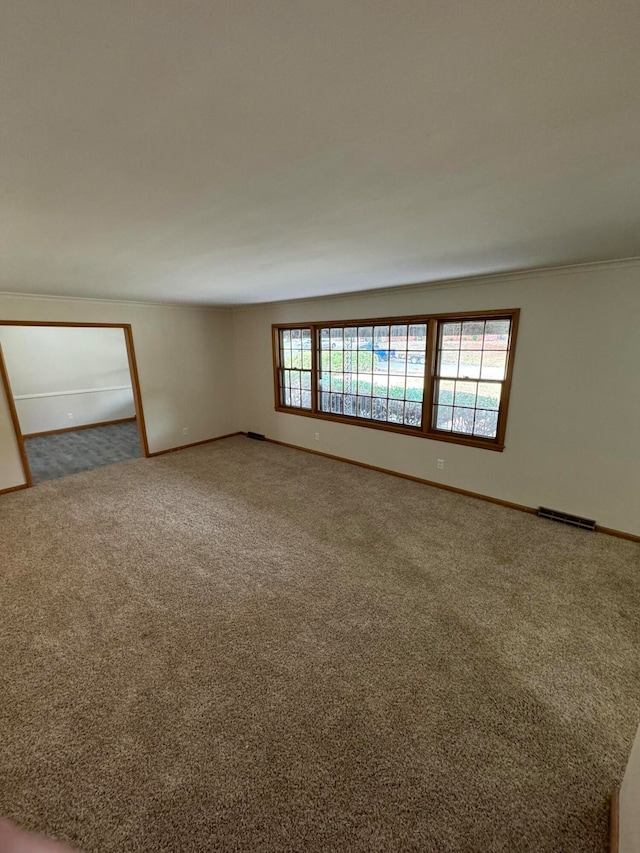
[0,322,149,486]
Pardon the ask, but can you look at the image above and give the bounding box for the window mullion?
[421,320,437,434]
[311,325,319,414]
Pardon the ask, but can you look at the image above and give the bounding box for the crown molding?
[1,255,639,313]
[0,290,232,313]
[229,255,640,313]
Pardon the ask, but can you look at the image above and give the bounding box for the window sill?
[274,406,505,451]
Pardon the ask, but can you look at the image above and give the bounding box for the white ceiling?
[1,0,639,306]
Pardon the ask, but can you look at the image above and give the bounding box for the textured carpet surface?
[0,436,638,852]
[24,421,141,483]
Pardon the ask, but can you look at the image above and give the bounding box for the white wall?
[0,381,25,491]
[0,325,135,435]
[0,295,236,491]
[621,723,640,853]
[232,260,640,537]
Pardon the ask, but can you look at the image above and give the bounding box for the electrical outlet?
[182,427,189,436]
[437,459,445,470]
[67,413,74,420]
[314,432,320,441]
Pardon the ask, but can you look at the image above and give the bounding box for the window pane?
[343,373,357,394]
[407,351,426,368]
[390,376,407,398]
[439,350,459,377]
[480,349,507,380]
[436,379,455,406]
[282,348,292,369]
[409,323,427,349]
[358,350,373,372]
[454,380,477,407]
[435,405,453,431]
[408,383,423,403]
[452,406,475,434]
[389,356,406,376]
[477,382,501,410]
[388,400,404,424]
[484,320,510,349]
[373,377,387,398]
[473,409,499,438]
[458,350,481,379]
[441,323,461,349]
[374,325,390,342]
[330,328,343,349]
[357,396,372,419]
[357,375,371,395]
[301,372,311,390]
[372,398,387,420]
[461,320,485,350]
[390,325,408,363]
[343,393,356,416]
[404,402,422,426]
[301,390,312,409]
[344,327,358,348]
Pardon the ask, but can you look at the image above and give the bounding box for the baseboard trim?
[595,524,640,543]
[264,438,640,542]
[0,483,29,496]
[265,438,536,514]
[149,432,244,457]
[610,788,619,853]
[23,417,136,439]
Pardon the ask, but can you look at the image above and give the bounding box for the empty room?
[0,324,144,484]
[0,2,638,853]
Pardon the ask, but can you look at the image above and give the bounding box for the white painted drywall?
[0,295,236,491]
[0,379,25,491]
[0,325,135,435]
[620,723,640,853]
[232,260,640,537]
[2,3,640,305]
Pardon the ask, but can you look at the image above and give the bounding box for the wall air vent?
[537,507,596,531]
[247,431,266,441]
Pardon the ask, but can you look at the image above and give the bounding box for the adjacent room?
[0,325,143,484]
[0,2,639,853]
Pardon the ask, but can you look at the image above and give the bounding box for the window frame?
[272,308,519,452]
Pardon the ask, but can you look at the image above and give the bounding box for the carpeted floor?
[24,421,142,483]
[0,436,638,852]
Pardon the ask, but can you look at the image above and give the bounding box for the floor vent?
[247,431,266,441]
[537,506,596,531]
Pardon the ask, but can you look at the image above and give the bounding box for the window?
[273,310,518,451]
[431,318,513,441]
[318,323,427,427]
[276,327,312,410]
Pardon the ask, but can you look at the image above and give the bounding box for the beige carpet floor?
[0,435,638,852]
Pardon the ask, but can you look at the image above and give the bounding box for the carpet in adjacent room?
[23,420,142,483]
